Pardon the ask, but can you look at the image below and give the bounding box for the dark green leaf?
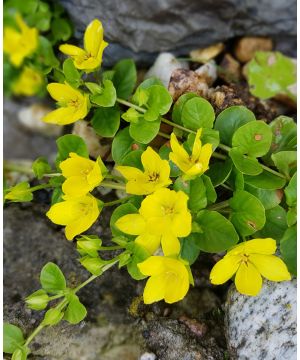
[120,150,143,170]
[244,184,282,210]
[284,172,297,207]
[158,145,181,177]
[180,234,201,265]
[174,177,207,211]
[113,59,137,99]
[52,18,72,42]
[202,175,217,204]
[206,159,232,186]
[127,243,149,280]
[254,205,287,241]
[172,93,198,125]
[287,207,297,227]
[91,106,120,137]
[244,170,286,190]
[56,134,88,163]
[280,225,297,275]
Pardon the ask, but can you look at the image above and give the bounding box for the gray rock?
[225,280,297,360]
[59,0,296,65]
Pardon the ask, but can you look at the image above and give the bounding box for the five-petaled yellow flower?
[4,14,38,67]
[169,129,212,179]
[138,256,193,304]
[60,152,104,197]
[116,147,172,195]
[59,19,108,72]
[43,83,89,125]
[46,194,100,240]
[12,67,43,96]
[116,188,192,256]
[210,238,291,296]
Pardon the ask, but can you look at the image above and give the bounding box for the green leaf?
[56,134,88,163]
[174,177,207,211]
[90,80,117,107]
[6,0,38,13]
[229,148,263,175]
[52,18,72,42]
[64,295,87,324]
[287,207,297,227]
[229,190,266,236]
[77,235,102,257]
[111,127,146,164]
[182,97,215,130]
[127,243,149,280]
[245,184,282,210]
[193,210,239,252]
[79,256,105,275]
[63,58,81,88]
[51,187,63,205]
[244,170,286,190]
[113,59,137,99]
[110,203,138,238]
[254,205,287,241]
[43,308,64,326]
[280,225,297,275]
[4,182,33,203]
[25,289,49,311]
[158,145,181,177]
[245,51,296,101]
[120,150,143,169]
[172,93,198,125]
[91,106,120,137]
[3,323,24,354]
[202,175,217,204]
[214,106,256,146]
[129,118,160,144]
[12,347,28,360]
[143,85,173,121]
[206,159,232,186]
[37,36,59,68]
[180,234,201,265]
[232,121,273,157]
[284,172,297,207]
[271,151,297,178]
[268,116,297,153]
[40,262,66,294]
[32,157,51,179]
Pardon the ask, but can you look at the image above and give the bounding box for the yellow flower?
[12,67,43,96]
[60,152,104,197]
[116,188,192,255]
[169,129,212,179]
[59,19,108,72]
[46,194,100,240]
[138,256,193,304]
[116,147,172,195]
[43,83,89,125]
[210,238,291,296]
[4,14,38,67]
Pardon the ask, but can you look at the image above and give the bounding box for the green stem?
[98,245,123,251]
[116,98,146,113]
[103,196,133,207]
[30,184,53,192]
[161,118,195,134]
[207,200,230,211]
[4,162,34,175]
[105,174,125,182]
[100,181,126,191]
[212,152,227,160]
[220,183,233,191]
[158,131,171,140]
[24,324,44,347]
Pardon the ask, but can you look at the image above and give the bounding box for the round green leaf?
[280,225,297,275]
[52,18,72,42]
[145,85,173,118]
[112,59,137,99]
[254,205,287,241]
[206,159,232,186]
[229,148,263,175]
[127,243,149,280]
[229,190,266,236]
[232,121,273,157]
[56,134,88,163]
[180,234,201,265]
[3,323,24,354]
[40,262,66,294]
[245,184,282,210]
[284,172,297,207]
[214,106,256,145]
[111,127,146,164]
[91,106,120,137]
[194,210,239,252]
[120,150,143,170]
[63,58,80,88]
[182,97,215,130]
[172,92,198,124]
[271,151,297,177]
[244,171,286,190]
[90,80,117,107]
[64,295,87,324]
[129,118,160,144]
[174,177,207,211]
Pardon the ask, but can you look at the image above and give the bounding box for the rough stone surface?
[225,280,297,360]
[59,0,296,65]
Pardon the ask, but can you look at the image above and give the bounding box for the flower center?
[163,205,175,216]
[69,98,80,108]
[240,253,250,265]
[148,172,160,182]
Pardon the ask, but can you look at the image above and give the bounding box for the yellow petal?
[138,256,166,276]
[161,233,180,256]
[46,200,82,225]
[244,238,277,255]
[164,264,189,303]
[115,166,144,180]
[115,214,146,235]
[235,262,262,296]
[47,83,80,103]
[135,233,161,254]
[74,57,101,71]
[191,128,203,160]
[84,19,104,57]
[250,254,291,281]
[15,13,29,32]
[62,176,91,197]
[60,153,94,177]
[170,133,189,159]
[184,162,203,177]
[141,147,167,174]
[42,107,78,125]
[172,212,192,237]
[198,143,213,172]
[87,162,103,188]
[59,44,86,57]
[210,255,240,284]
[96,40,108,62]
[143,275,167,304]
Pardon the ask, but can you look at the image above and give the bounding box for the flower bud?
[25,290,49,311]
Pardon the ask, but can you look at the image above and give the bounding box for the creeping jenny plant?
[3,18,297,359]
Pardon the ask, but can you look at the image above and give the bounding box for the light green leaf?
[25,289,49,311]
[271,151,297,178]
[40,262,66,294]
[243,170,286,190]
[63,58,81,88]
[79,256,105,275]
[245,184,282,210]
[129,118,160,144]
[230,190,265,236]
[43,308,64,326]
[32,157,51,179]
[180,234,201,265]
[91,106,120,137]
[182,97,215,130]
[174,177,207,211]
[52,18,72,42]
[229,148,263,175]
[126,243,149,280]
[287,207,297,227]
[3,323,24,354]
[90,80,117,107]
[56,134,88,163]
[172,93,198,125]
[4,182,33,203]
[64,295,87,324]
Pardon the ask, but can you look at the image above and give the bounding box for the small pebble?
[139,352,157,360]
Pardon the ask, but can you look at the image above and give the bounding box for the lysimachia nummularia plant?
[4,18,297,359]
[3,0,73,97]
